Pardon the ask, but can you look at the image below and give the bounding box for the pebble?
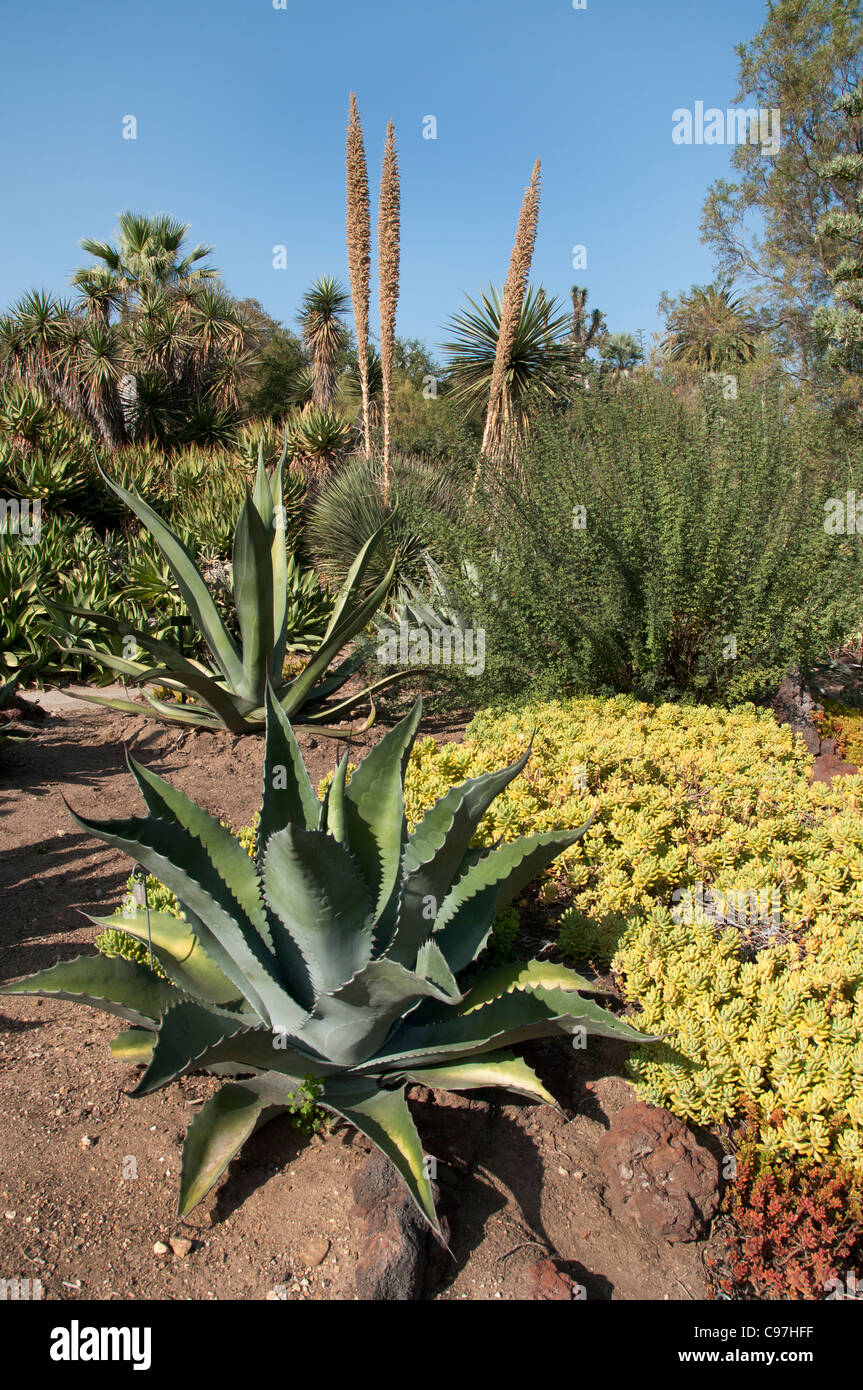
[153,1242,169,1256]
[170,1237,193,1258]
[299,1238,329,1268]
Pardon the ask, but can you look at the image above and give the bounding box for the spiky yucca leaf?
[1,693,655,1230]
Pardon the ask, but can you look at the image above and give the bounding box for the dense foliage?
[400,694,863,1171]
[423,378,862,705]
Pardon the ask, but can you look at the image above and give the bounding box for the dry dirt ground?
[3,687,827,1303]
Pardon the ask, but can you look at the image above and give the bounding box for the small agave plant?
[1,692,652,1230]
[44,442,404,734]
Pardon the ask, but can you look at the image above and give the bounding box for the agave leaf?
[268,441,290,677]
[383,747,533,963]
[293,654,361,706]
[94,462,245,691]
[0,954,178,1029]
[132,1000,337,1097]
[262,823,375,998]
[298,668,410,725]
[178,1084,268,1215]
[90,909,242,1006]
[62,689,226,727]
[232,488,275,705]
[321,750,349,844]
[414,937,462,1001]
[298,956,459,1068]
[401,1050,558,1106]
[44,599,249,732]
[138,695,231,729]
[54,645,151,680]
[110,1027,155,1063]
[362,983,652,1073]
[342,700,422,925]
[457,959,603,1013]
[280,549,398,718]
[257,684,320,854]
[321,527,386,643]
[433,823,592,973]
[65,804,290,1028]
[128,755,275,953]
[252,443,274,526]
[319,1077,439,1232]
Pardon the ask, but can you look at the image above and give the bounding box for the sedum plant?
[1,691,651,1230]
[47,443,403,733]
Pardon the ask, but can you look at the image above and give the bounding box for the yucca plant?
[0,691,653,1228]
[45,442,405,733]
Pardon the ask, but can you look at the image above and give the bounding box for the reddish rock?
[520,1257,578,1301]
[771,672,821,754]
[596,1103,720,1242]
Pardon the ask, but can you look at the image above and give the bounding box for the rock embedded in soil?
[351,1150,451,1300]
[596,1103,721,1243]
[771,671,822,754]
[518,1257,580,1301]
[299,1238,330,1268]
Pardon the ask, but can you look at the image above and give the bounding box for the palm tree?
[0,215,256,449]
[662,281,758,371]
[298,277,350,411]
[599,331,644,376]
[76,212,215,302]
[442,284,572,431]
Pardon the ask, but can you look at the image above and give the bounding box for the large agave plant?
[45,442,404,733]
[1,691,653,1231]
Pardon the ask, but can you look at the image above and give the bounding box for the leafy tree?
[811,85,863,374]
[236,299,308,421]
[392,336,442,391]
[75,212,216,300]
[700,0,863,377]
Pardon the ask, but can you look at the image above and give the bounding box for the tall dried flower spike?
[346,93,372,455]
[378,120,400,494]
[476,158,542,489]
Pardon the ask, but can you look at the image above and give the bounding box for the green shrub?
[428,378,862,704]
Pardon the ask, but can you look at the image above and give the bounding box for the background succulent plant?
[1,691,652,1229]
[45,443,404,733]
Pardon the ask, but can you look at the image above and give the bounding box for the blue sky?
[0,0,765,358]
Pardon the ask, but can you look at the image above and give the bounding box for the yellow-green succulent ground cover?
[402,697,863,1170]
[100,693,863,1172]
